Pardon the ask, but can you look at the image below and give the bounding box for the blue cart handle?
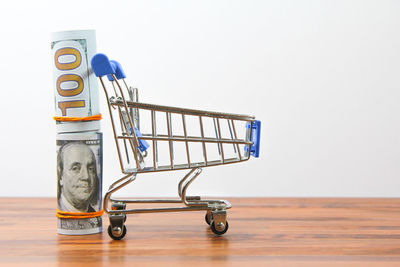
[245,120,261,158]
[91,53,127,81]
[107,60,127,81]
[91,53,115,77]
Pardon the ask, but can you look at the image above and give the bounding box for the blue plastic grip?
[245,120,261,158]
[91,53,115,77]
[108,60,127,81]
[130,127,150,152]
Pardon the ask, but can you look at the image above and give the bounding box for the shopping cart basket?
[91,53,261,240]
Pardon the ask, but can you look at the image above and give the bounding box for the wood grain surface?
[1,198,400,266]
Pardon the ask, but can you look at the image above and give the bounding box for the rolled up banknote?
[52,30,103,235]
[51,30,100,133]
[56,132,103,235]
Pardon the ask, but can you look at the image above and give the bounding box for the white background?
[0,0,399,197]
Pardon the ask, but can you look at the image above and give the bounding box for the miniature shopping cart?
[91,53,261,240]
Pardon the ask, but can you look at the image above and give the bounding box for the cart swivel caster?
[108,213,127,240]
[210,209,228,235]
[111,202,127,222]
[211,220,229,235]
[205,211,213,225]
[108,225,127,240]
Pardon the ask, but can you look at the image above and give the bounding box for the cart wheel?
[210,220,229,235]
[108,225,127,240]
[205,212,212,225]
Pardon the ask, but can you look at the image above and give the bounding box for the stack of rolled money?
[51,30,103,235]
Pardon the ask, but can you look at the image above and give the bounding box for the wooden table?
[1,198,400,266]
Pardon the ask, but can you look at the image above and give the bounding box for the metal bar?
[120,109,140,169]
[151,110,158,170]
[181,114,191,168]
[108,173,135,191]
[106,199,232,215]
[135,88,140,131]
[103,173,136,214]
[111,82,118,96]
[131,87,140,131]
[198,116,208,166]
[111,199,183,204]
[216,118,225,163]
[247,120,254,159]
[118,106,130,164]
[118,135,252,145]
[99,77,125,172]
[231,119,242,160]
[113,75,141,170]
[166,112,174,169]
[213,118,221,155]
[126,85,140,131]
[111,99,255,121]
[178,168,196,197]
[244,120,252,159]
[120,109,140,170]
[127,87,135,130]
[109,206,209,214]
[110,198,230,207]
[227,119,237,153]
[124,157,250,173]
[122,79,130,92]
[181,168,207,207]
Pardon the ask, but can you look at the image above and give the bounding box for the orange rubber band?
[56,209,104,219]
[53,114,102,122]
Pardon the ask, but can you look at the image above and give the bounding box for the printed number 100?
[54,47,85,116]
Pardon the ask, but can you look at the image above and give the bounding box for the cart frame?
[91,54,261,239]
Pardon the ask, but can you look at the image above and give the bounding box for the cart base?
[104,168,232,240]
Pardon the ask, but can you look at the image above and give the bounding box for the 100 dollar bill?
[56,132,103,235]
[51,30,100,133]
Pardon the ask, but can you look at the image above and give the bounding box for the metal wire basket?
[92,53,261,239]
